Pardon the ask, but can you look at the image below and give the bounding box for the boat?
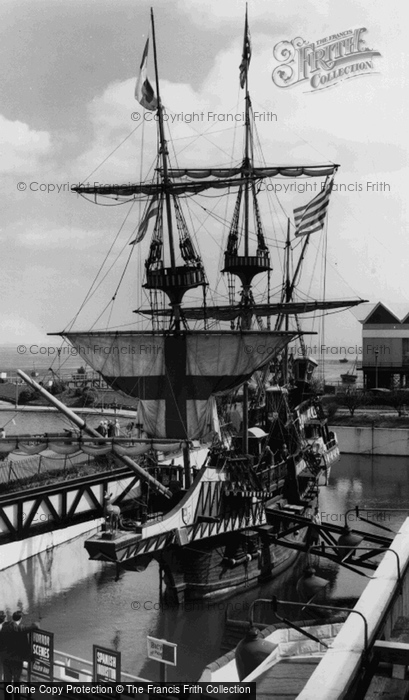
[16,10,364,603]
[340,357,358,385]
[339,357,348,363]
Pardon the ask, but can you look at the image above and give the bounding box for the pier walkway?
[201,518,409,699]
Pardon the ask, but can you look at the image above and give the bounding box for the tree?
[49,380,67,396]
[387,389,409,417]
[338,389,368,416]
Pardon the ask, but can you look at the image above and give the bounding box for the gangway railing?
[20,648,150,683]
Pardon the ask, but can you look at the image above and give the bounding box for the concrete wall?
[297,518,409,700]
[333,425,409,456]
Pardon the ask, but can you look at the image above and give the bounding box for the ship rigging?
[16,8,367,602]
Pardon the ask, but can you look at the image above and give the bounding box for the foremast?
[144,9,206,331]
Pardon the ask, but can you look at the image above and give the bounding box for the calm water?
[0,345,359,385]
[2,451,409,681]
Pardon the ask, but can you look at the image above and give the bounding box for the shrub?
[80,387,98,407]
[18,389,37,405]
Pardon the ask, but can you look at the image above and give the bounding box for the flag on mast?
[135,39,158,111]
[239,8,251,88]
[293,177,334,237]
[130,196,160,244]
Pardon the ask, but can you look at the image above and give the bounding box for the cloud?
[0,315,49,344]
[0,115,51,174]
[15,224,101,250]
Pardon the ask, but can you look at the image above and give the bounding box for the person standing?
[0,610,7,681]
[96,421,106,437]
[308,506,322,547]
[3,611,39,683]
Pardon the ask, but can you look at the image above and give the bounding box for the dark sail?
[62,330,299,439]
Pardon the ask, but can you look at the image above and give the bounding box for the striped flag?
[294,177,334,237]
[130,196,160,244]
[239,10,251,88]
[135,39,158,111]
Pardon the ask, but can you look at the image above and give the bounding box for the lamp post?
[374,349,379,389]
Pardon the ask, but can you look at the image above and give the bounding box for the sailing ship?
[33,10,364,602]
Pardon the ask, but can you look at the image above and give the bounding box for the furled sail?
[165,165,338,179]
[71,165,338,202]
[134,298,365,321]
[61,331,298,440]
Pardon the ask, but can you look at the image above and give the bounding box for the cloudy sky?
[1,0,407,358]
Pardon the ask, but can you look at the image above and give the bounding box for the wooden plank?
[364,675,409,699]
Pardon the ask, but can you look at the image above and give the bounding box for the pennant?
[135,39,158,111]
[294,177,334,237]
[239,11,252,89]
[130,196,160,244]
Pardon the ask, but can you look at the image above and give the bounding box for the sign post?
[93,645,121,683]
[28,629,54,682]
[147,636,177,682]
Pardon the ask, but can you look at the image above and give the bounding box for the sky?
[1,0,407,360]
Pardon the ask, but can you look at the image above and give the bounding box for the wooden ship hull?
[157,525,307,603]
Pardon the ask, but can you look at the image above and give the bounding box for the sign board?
[93,645,121,683]
[147,636,177,666]
[29,629,54,681]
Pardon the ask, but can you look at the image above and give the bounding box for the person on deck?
[2,611,39,683]
[260,445,274,469]
[96,421,107,437]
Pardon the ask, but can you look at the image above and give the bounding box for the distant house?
[361,302,409,389]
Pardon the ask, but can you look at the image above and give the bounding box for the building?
[361,302,409,389]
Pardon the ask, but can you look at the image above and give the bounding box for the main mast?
[223,6,271,328]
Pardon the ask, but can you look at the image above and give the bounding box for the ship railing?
[255,460,287,491]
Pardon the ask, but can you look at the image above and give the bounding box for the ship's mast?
[150,8,176,270]
[243,5,250,260]
[144,9,206,332]
[242,6,250,454]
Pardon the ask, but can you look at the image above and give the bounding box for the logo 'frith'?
[272,28,381,91]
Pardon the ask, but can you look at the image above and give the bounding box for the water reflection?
[1,453,409,681]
